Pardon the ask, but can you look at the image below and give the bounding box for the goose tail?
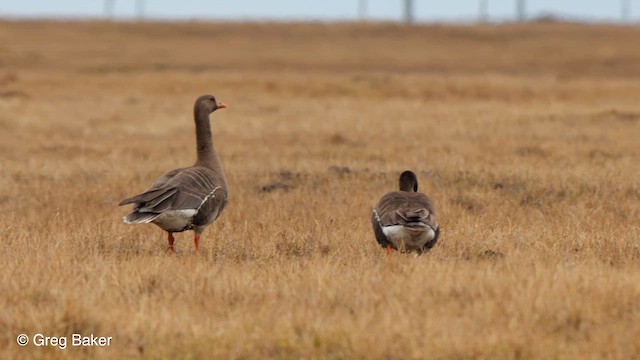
[123,212,159,224]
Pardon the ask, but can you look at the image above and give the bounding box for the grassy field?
[1,20,640,359]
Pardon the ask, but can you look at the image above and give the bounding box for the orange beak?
[216,101,228,109]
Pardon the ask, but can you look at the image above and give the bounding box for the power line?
[103,0,115,19]
[358,0,367,21]
[621,0,631,22]
[403,0,414,23]
[516,0,526,21]
[136,0,145,19]
[479,0,488,22]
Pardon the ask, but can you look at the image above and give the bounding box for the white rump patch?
[152,209,197,231]
[382,225,436,251]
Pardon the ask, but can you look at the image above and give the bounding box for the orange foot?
[194,234,201,252]
[167,232,175,253]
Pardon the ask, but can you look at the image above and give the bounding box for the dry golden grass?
[1,20,640,359]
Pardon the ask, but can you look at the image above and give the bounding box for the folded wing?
[119,167,225,225]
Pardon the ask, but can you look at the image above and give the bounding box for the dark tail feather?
[118,187,176,207]
[144,188,178,209]
[119,195,145,206]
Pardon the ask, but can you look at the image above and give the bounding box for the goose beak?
[216,101,228,109]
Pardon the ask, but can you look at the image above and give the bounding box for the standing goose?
[372,170,440,255]
[119,95,229,252]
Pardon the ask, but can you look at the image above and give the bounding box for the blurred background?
[0,0,638,23]
[3,1,640,360]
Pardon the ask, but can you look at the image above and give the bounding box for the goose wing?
[119,167,226,224]
[374,192,437,227]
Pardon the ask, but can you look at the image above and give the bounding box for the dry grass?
[1,20,640,359]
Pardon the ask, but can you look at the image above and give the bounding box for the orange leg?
[194,234,201,252]
[167,232,175,252]
[385,245,394,263]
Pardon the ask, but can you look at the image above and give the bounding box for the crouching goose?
[372,170,440,255]
[119,95,229,252]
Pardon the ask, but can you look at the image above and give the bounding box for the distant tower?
[516,0,526,21]
[136,0,145,19]
[104,0,115,19]
[621,0,631,22]
[479,0,488,22]
[403,0,415,23]
[358,0,367,21]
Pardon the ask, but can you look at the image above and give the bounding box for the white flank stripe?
[196,186,219,212]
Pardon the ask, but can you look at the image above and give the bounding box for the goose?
[371,170,440,255]
[119,95,229,252]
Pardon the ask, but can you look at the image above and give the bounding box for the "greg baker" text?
[32,333,112,349]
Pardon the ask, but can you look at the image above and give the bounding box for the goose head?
[399,170,418,192]
[196,95,228,113]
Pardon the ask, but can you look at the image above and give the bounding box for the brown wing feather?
[164,167,226,211]
[374,191,438,229]
[119,166,228,225]
[118,168,183,206]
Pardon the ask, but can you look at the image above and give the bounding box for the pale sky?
[0,0,637,22]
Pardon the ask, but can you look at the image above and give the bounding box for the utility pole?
[621,0,631,22]
[136,0,145,20]
[358,0,367,21]
[516,0,526,22]
[403,0,415,23]
[104,0,115,19]
[479,0,488,22]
